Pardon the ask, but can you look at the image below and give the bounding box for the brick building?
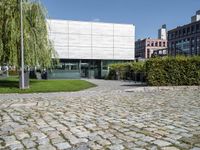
[135,25,167,59]
[135,38,167,59]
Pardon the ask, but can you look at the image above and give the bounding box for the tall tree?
[0,0,55,68]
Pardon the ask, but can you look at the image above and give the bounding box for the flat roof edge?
[47,19,135,26]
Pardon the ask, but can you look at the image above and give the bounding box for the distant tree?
[0,0,56,68]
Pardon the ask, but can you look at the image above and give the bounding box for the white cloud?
[93,18,101,22]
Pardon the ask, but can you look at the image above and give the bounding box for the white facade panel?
[114,24,134,36]
[79,35,91,46]
[47,20,68,33]
[69,47,91,59]
[69,34,80,46]
[69,21,91,34]
[79,22,92,35]
[114,37,134,48]
[93,47,113,59]
[92,23,113,35]
[47,19,135,60]
[54,47,68,59]
[49,33,68,46]
[93,36,113,48]
[114,48,134,60]
[69,22,80,34]
[69,34,91,47]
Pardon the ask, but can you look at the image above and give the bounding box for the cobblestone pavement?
[0,80,200,150]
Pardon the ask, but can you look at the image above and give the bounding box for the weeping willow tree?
[0,0,55,69]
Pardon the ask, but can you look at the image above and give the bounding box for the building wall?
[135,39,146,58]
[168,20,200,56]
[135,38,167,59]
[47,19,135,60]
[158,28,167,40]
[191,10,200,23]
[145,39,167,58]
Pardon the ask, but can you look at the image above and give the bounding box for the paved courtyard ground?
[0,80,200,150]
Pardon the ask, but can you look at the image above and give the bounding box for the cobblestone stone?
[161,147,180,150]
[108,144,124,150]
[16,132,30,140]
[22,138,36,149]
[0,80,200,149]
[38,144,56,150]
[190,148,200,150]
[153,140,172,147]
[54,142,71,149]
[7,142,24,150]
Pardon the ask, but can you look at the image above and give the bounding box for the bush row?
[107,56,200,86]
[146,56,200,86]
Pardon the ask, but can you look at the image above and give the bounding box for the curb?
[125,86,200,92]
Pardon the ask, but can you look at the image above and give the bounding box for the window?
[191,38,195,45]
[191,47,195,55]
[175,31,178,37]
[191,26,194,33]
[196,24,200,32]
[159,42,162,46]
[155,42,158,46]
[172,32,175,38]
[171,42,174,49]
[187,27,190,34]
[179,30,182,36]
[168,33,172,40]
[197,37,200,54]
[197,37,200,42]
[183,28,186,35]
[163,42,166,47]
[147,49,150,58]
[151,42,154,47]
[147,41,150,46]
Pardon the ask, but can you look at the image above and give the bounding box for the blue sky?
[41,0,200,39]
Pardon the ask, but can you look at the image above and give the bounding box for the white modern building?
[47,19,135,79]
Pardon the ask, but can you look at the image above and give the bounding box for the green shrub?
[130,61,145,73]
[107,62,145,80]
[146,56,200,86]
[107,56,200,86]
[107,63,130,80]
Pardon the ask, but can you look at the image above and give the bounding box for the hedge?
[107,56,200,86]
[146,56,200,86]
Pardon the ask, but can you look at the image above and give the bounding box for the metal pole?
[20,0,25,89]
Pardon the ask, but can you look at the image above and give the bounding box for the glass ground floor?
[48,59,131,79]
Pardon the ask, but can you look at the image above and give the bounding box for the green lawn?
[0,77,96,93]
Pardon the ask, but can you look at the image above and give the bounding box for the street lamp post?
[20,0,25,89]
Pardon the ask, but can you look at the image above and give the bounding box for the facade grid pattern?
[47,19,135,60]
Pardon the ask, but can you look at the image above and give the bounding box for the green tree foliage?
[107,62,145,80]
[130,61,145,73]
[109,63,130,80]
[0,0,55,68]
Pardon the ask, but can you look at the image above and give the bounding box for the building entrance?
[80,63,89,78]
[80,60,102,79]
